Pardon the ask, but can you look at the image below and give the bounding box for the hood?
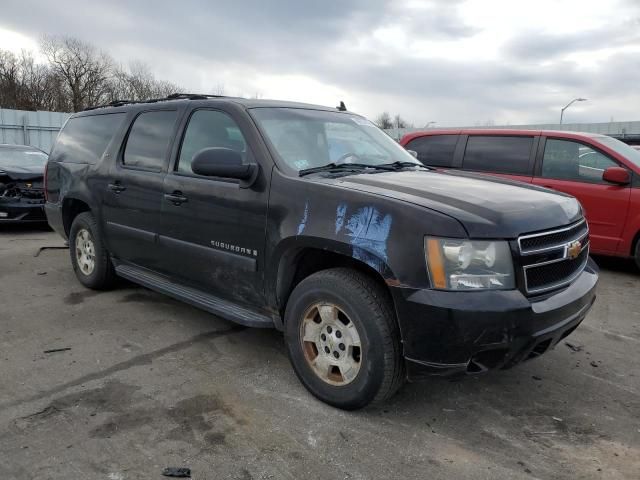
[0,164,45,181]
[320,170,582,238]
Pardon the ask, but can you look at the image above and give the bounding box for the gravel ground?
[1,225,639,480]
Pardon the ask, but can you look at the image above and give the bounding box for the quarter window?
[462,136,533,175]
[541,139,619,183]
[177,110,247,175]
[50,113,125,164]
[404,135,458,167]
[123,110,177,170]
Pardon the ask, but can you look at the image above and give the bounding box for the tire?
[635,241,640,271]
[284,268,404,410]
[69,212,116,290]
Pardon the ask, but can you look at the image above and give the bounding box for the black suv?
[45,94,598,409]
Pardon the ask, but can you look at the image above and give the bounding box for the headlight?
[425,237,515,290]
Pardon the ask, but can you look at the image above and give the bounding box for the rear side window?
[49,113,125,164]
[123,110,177,170]
[404,135,458,167]
[462,136,533,175]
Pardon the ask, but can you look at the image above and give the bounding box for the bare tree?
[0,36,184,112]
[107,61,181,102]
[0,50,21,109]
[393,114,411,129]
[41,35,114,111]
[212,83,225,96]
[375,112,393,129]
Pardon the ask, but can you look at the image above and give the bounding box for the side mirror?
[406,149,418,158]
[191,148,257,184]
[602,166,630,185]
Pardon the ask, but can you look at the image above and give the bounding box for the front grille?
[519,219,588,253]
[519,220,589,295]
[525,247,589,292]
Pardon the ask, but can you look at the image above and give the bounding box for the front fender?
[264,170,467,308]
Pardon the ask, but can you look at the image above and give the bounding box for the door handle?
[164,192,188,205]
[108,183,126,193]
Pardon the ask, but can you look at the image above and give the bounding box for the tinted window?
[49,113,125,164]
[405,135,458,167]
[177,110,247,175]
[463,136,533,174]
[541,139,619,184]
[124,110,177,170]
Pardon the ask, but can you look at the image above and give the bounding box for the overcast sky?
[1,0,639,126]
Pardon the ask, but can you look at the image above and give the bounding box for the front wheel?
[635,241,640,271]
[284,268,404,410]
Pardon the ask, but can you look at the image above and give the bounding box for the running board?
[115,264,275,328]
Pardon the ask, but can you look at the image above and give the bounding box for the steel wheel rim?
[300,302,362,386]
[75,228,96,276]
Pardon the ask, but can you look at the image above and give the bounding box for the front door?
[159,108,269,307]
[532,137,631,254]
[102,109,179,270]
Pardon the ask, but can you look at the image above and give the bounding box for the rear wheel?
[635,240,640,271]
[69,212,116,290]
[284,268,404,410]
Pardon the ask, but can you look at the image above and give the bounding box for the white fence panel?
[0,108,71,153]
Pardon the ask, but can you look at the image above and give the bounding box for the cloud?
[1,0,639,125]
[503,19,640,60]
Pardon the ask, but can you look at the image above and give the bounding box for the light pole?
[424,121,436,128]
[560,98,587,124]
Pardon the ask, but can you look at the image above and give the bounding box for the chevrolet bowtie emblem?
[567,240,582,259]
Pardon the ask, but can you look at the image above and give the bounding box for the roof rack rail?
[166,93,225,100]
[82,92,226,112]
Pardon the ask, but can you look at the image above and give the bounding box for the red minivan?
[400,129,640,266]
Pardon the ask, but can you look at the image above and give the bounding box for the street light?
[424,121,436,128]
[560,98,587,124]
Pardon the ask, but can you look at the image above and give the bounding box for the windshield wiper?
[298,161,429,177]
[299,163,373,177]
[377,161,430,170]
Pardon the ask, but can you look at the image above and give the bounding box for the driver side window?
[541,139,618,184]
[177,110,247,175]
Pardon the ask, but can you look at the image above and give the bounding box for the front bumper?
[0,199,46,223]
[391,258,598,380]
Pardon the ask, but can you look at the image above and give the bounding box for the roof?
[78,93,347,115]
[400,128,606,144]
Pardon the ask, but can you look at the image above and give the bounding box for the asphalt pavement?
[1,226,638,479]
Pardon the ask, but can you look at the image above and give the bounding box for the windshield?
[250,107,420,173]
[596,136,640,168]
[0,148,48,168]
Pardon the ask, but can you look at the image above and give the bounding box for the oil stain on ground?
[13,381,241,449]
[63,289,100,305]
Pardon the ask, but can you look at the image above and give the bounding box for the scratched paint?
[297,201,309,235]
[335,203,347,234]
[345,206,392,271]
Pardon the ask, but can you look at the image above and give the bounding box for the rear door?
[532,137,631,254]
[460,135,537,183]
[102,108,180,270]
[158,107,269,307]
